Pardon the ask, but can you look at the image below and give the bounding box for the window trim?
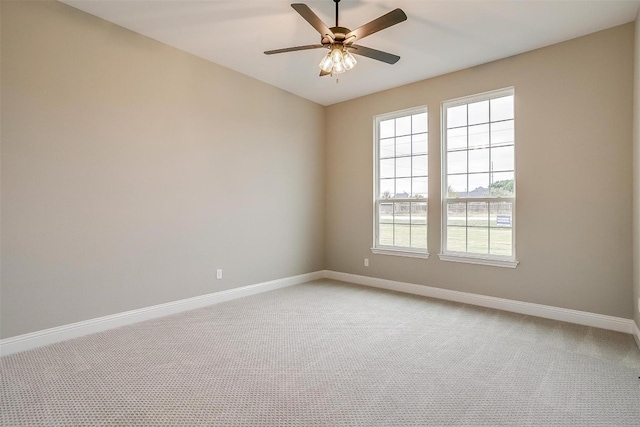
[439,87,518,268]
[372,105,429,258]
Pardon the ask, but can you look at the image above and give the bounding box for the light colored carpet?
[1,279,639,426]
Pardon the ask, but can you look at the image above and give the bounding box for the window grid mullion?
[465,106,469,253]
[409,202,412,248]
[465,201,469,252]
[409,116,413,248]
[487,100,492,252]
[487,201,491,254]
[446,117,512,131]
[466,106,470,242]
[393,118,397,247]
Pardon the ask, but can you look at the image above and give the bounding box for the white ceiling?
[61,0,640,106]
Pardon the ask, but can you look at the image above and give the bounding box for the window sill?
[438,253,519,268]
[371,248,430,259]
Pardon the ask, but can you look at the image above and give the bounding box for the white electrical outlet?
[216,269,223,280]
[364,258,369,267]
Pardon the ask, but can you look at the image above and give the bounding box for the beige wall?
[1,1,637,341]
[634,12,640,329]
[326,24,635,319]
[0,1,325,338]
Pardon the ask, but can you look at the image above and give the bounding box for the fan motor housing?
[322,26,352,45]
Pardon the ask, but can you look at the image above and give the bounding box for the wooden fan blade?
[345,9,407,43]
[349,45,400,64]
[291,4,335,39]
[264,44,325,55]
[319,69,331,77]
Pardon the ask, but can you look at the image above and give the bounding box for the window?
[440,88,518,268]
[373,107,428,258]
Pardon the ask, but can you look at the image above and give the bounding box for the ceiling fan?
[264,0,407,76]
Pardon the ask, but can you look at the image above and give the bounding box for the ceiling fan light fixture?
[319,44,353,75]
[330,46,343,64]
[332,59,346,74]
[319,54,334,73]
[342,50,357,70]
[265,2,407,77]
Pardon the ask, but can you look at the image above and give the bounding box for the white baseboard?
[3,270,637,356]
[633,322,640,351]
[324,271,637,335]
[0,271,324,357]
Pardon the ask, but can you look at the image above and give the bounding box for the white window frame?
[372,106,429,259]
[439,88,518,268]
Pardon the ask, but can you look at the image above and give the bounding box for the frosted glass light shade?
[333,60,346,74]
[330,47,343,64]
[343,51,357,70]
[319,54,333,73]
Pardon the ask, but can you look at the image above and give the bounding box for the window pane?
[412,155,428,177]
[490,95,514,121]
[394,202,410,225]
[447,105,467,128]
[411,202,427,224]
[380,138,394,158]
[412,133,428,155]
[468,202,488,227]
[411,225,427,249]
[412,113,428,134]
[396,157,411,178]
[467,227,489,254]
[490,172,514,197]
[491,146,514,172]
[379,203,394,223]
[379,223,393,245]
[380,158,394,179]
[468,173,490,196]
[447,226,466,252]
[447,202,466,226]
[395,225,411,247]
[395,178,411,197]
[468,124,489,149]
[490,202,513,227]
[447,174,467,196]
[468,100,489,125]
[396,116,411,136]
[491,120,514,147]
[380,119,395,138]
[468,148,490,173]
[447,127,467,151]
[411,177,427,198]
[447,151,467,174]
[396,135,411,156]
[490,228,512,256]
[379,179,394,198]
